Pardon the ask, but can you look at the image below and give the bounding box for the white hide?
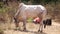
[15,3,47,20]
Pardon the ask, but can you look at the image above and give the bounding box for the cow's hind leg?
[38,20,43,32]
[38,16,43,32]
[23,19,27,31]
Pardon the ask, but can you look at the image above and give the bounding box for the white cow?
[14,3,47,32]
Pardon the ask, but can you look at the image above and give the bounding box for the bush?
[0,2,4,8]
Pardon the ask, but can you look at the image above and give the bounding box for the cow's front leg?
[14,18,20,30]
[15,22,20,30]
[38,20,43,32]
[23,20,27,31]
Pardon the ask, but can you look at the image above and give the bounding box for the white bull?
[14,3,47,32]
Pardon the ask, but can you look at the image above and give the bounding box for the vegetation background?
[0,0,60,23]
[0,0,60,33]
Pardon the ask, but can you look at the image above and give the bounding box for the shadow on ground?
[14,29,46,34]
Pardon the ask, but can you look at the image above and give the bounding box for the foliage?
[21,0,60,5]
[21,0,30,2]
[0,6,11,13]
[0,28,4,34]
[0,2,7,13]
[0,2,4,8]
[0,0,60,22]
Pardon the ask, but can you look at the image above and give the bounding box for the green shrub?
[0,6,11,13]
[0,2,4,8]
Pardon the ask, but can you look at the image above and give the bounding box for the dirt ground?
[4,21,60,34]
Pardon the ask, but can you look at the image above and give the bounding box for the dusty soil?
[4,21,60,34]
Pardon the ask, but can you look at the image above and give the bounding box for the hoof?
[23,29,27,32]
[38,30,40,32]
[14,27,20,30]
[38,30,42,33]
[40,31,42,33]
[23,28,26,31]
[23,29,28,32]
[44,25,46,28]
[14,29,17,31]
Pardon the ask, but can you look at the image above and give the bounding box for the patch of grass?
[27,17,33,23]
[0,29,4,34]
